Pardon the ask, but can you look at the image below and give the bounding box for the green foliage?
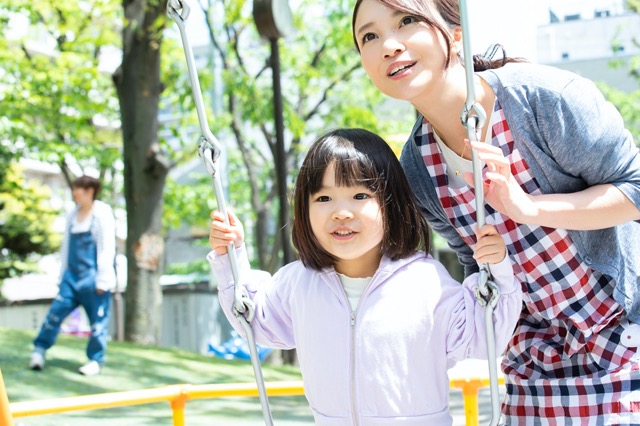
[166,0,406,270]
[0,163,61,282]
[0,0,124,284]
[600,1,640,145]
[0,0,122,170]
[164,258,210,276]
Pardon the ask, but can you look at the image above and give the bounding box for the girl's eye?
[361,32,377,44]
[354,193,371,200]
[315,195,331,202]
[400,15,418,26]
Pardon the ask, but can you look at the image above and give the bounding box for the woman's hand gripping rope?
[462,140,537,225]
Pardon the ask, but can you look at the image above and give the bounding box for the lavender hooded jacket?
[208,247,521,425]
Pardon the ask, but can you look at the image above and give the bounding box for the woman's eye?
[400,15,418,26]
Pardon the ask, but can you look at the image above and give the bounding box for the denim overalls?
[33,218,111,364]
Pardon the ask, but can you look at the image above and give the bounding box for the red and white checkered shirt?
[419,100,640,425]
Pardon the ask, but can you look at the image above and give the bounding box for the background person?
[29,175,116,376]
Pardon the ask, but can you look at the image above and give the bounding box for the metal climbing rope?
[166,1,275,424]
[459,1,502,425]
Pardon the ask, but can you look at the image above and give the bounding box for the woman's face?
[354,0,452,103]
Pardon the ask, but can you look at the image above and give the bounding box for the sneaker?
[29,352,45,371]
[78,360,101,376]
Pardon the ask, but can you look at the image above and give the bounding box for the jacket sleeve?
[93,201,117,292]
[208,246,296,349]
[443,254,522,362]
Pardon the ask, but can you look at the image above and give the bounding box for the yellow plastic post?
[170,388,188,426]
[0,369,15,426]
[450,378,487,426]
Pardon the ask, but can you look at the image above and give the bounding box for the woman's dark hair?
[72,175,101,201]
[292,128,431,271]
[352,0,526,71]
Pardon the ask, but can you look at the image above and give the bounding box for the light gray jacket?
[400,62,640,322]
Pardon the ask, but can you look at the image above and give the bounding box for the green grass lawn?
[0,327,313,425]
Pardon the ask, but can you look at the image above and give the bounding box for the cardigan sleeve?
[544,77,640,210]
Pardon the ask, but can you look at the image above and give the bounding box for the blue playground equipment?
[208,332,273,362]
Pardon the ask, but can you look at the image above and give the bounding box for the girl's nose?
[332,207,354,221]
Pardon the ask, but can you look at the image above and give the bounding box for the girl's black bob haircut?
[292,128,431,271]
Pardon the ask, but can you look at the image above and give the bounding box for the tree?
[112,0,171,345]
[600,0,640,142]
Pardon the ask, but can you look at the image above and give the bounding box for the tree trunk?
[113,0,168,345]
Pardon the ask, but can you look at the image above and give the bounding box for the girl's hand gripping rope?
[209,210,245,255]
[473,224,507,265]
[209,209,254,320]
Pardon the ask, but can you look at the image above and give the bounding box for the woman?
[352,0,640,423]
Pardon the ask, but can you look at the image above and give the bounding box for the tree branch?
[304,62,360,122]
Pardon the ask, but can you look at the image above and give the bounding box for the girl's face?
[309,162,384,278]
[354,0,453,104]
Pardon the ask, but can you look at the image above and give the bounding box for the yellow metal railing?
[0,369,501,426]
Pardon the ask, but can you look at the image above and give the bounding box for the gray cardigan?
[400,62,640,322]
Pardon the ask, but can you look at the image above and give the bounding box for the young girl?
[352,0,640,423]
[208,128,521,425]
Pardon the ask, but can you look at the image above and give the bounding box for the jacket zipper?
[337,271,382,426]
[350,310,359,426]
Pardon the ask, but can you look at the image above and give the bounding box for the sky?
[465,0,547,62]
